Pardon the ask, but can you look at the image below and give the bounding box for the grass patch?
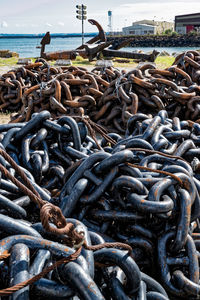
[155,56,175,69]
[75,56,85,62]
[72,56,175,69]
[0,57,19,66]
[0,57,37,67]
[73,59,94,66]
[0,55,175,71]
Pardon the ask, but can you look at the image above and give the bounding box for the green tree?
[171,31,178,37]
[163,29,173,35]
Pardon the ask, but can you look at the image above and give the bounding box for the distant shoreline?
[0,33,97,38]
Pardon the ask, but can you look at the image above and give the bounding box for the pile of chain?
[0,50,200,134]
[0,110,200,298]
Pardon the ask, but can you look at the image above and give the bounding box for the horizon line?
[0,32,98,35]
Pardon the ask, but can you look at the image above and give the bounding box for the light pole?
[76,4,87,45]
[153,16,156,34]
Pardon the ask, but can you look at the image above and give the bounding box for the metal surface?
[1,49,200,299]
[0,52,200,133]
[0,108,199,298]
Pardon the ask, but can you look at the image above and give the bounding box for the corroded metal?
[40,19,159,62]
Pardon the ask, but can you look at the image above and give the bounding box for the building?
[175,13,200,34]
[122,20,174,35]
[123,23,156,35]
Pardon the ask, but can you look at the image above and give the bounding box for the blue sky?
[0,0,200,33]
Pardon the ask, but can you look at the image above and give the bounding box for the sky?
[0,0,200,34]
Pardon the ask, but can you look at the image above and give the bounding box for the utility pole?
[76,4,87,45]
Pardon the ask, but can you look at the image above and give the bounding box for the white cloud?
[121,0,200,4]
[1,21,8,28]
[58,21,64,26]
[46,22,52,27]
[15,23,26,27]
[113,1,200,23]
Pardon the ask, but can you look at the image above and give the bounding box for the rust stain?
[87,282,97,295]
[154,187,159,199]
[0,240,7,246]
[40,240,52,247]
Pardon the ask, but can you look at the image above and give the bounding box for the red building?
[175,12,200,34]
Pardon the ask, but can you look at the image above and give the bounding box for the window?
[129,30,135,34]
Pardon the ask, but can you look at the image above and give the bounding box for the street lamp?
[76,4,87,45]
[153,16,156,34]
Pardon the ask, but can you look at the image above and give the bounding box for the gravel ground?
[0,65,19,75]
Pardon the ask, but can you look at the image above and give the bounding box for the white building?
[122,23,156,35]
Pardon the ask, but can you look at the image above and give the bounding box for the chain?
[0,147,135,295]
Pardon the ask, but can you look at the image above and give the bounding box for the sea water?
[0,36,199,58]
